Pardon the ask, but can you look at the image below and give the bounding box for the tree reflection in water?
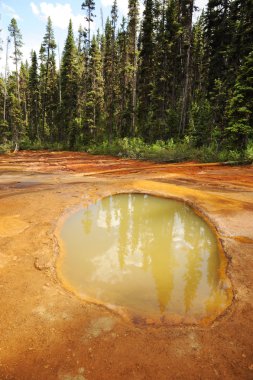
[61,194,230,319]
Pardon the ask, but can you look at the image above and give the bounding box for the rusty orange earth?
[0,151,252,380]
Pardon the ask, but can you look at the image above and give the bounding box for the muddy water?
[59,194,231,321]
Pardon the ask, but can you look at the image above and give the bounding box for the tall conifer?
[61,20,79,147]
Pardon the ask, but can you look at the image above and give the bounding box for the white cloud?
[2,2,21,20]
[30,2,91,32]
[30,2,40,16]
[101,0,144,17]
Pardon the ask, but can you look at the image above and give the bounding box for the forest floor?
[0,150,253,380]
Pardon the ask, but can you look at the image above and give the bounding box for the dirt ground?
[0,150,252,380]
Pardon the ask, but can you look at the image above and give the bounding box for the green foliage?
[61,20,79,147]
[8,18,23,66]
[19,137,65,151]
[189,99,212,146]
[40,17,58,141]
[226,50,253,149]
[0,141,13,153]
[245,140,253,160]
[87,137,248,163]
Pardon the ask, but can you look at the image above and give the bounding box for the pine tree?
[61,20,79,147]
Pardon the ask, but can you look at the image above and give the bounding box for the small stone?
[249,364,253,371]
[34,256,52,271]
[242,353,246,358]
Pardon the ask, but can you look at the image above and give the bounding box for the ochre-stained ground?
[0,151,252,380]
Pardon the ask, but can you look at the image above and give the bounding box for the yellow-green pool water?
[59,194,231,321]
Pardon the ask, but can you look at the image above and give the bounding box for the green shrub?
[245,140,253,161]
[87,137,250,163]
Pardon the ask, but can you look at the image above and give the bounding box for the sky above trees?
[0,0,207,71]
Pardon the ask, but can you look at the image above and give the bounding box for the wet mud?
[0,151,252,380]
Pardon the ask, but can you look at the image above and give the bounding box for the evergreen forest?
[0,0,253,162]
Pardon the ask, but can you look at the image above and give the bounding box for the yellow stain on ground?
[0,215,29,237]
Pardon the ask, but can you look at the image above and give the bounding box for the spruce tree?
[61,20,79,147]
[203,0,232,146]
[28,51,40,141]
[19,61,29,131]
[6,74,23,148]
[104,18,115,140]
[178,0,194,137]
[85,34,105,140]
[81,0,96,49]
[117,17,129,136]
[8,18,23,104]
[138,0,154,140]
[190,15,212,146]
[226,50,253,149]
[151,0,169,140]
[127,0,139,136]
[40,17,57,139]
[8,18,23,149]
[204,0,231,93]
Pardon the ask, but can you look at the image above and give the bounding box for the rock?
[34,248,53,271]
[34,256,52,271]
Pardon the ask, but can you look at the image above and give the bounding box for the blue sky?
[0,0,207,72]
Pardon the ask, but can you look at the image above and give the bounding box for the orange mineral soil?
[0,150,252,380]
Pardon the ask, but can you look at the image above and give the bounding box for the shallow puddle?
[59,194,232,323]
